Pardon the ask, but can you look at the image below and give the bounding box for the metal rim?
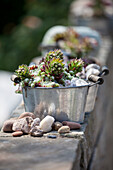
[22,81,98,90]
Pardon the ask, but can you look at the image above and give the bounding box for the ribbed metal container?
[22,85,89,123]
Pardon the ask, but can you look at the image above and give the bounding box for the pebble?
[12,131,23,137]
[47,135,57,139]
[76,72,86,79]
[71,78,78,86]
[62,121,81,130]
[31,118,40,128]
[86,68,100,80]
[75,79,88,86]
[30,126,43,137]
[52,121,63,131]
[12,117,33,134]
[18,112,35,119]
[71,78,88,87]
[85,64,100,72]
[58,126,70,134]
[2,119,16,132]
[40,115,55,133]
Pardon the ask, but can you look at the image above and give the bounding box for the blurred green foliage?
[0,0,73,71]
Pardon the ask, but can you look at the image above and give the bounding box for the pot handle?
[88,75,104,85]
[99,66,109,76]
[11,75,21,84]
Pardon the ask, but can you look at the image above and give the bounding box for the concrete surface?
[0,136,79,170]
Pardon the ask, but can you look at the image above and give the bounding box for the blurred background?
[0,0,73,71]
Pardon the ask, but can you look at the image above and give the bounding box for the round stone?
[12,131,23,137]
[62,121,81,130]
[58,126,70,134]
[40,115,55,133]
[2,119,16,132]
[52,121,63,131]
[85,64,100,72]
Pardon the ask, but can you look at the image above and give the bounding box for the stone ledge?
[0,136,80,170]
[0,110,91,170]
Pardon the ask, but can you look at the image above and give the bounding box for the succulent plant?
[53,28,97,58]
[12,49,85,92]
[15,64,32,80]
[67,58,84,76]
[40,49,63,63]
[54,28,79,43]
[38,49,65,83]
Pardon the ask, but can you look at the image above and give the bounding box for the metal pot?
[22,76,103,123]
[22,85,89,123]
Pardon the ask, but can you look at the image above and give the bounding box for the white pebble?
[86,68,100,80]
[75,79,88,86]
[71,78,88,87]
[71,78,78,86]
[40,115,55,132]
[85,64,100,72]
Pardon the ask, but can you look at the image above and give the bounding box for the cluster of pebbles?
[2,112,81,138]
